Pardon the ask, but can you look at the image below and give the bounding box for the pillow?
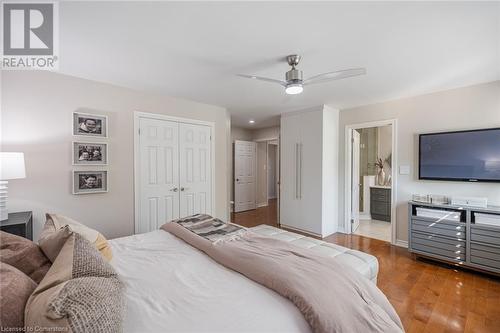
[25,231,124,333]
[40,213,112,261]
[0,263,37,330]
[0,231,51,283]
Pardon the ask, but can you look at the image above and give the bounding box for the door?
[179,123,212,217]
[234,140,256,212]
[138,117,179,234]
[351,129,361,233]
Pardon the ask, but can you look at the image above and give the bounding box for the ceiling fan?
[238,55,366,95]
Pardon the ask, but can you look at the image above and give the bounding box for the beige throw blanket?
[162,220,404,333]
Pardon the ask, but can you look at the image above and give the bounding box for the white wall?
[1,71,231,239]
[337,81,500,243]
[377,125,392,175]
[252,126,280,141]
[230,126,253,143]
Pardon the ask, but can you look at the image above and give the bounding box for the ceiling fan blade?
[237,74,287,87]
[303,68,366,85]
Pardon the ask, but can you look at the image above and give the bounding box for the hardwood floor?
[232,202,500,333]
[231,198,278,228]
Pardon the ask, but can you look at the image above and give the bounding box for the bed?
[110,225,380,333]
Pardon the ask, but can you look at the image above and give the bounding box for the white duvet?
[110,230,311,333]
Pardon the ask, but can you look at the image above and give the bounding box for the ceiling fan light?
[285,83,303,95]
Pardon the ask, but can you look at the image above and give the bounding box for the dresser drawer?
[470,243,500,270]
[412,231,466,252]
[412,241,465,261]
[470,225,500,246]
[372,202,390,216]
[370,188,390,202]
[411,219,466,240]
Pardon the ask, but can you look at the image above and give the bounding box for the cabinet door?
[179,123,212,217]
[138,118,179,233]
[296,111,323,235]
[279,115,301,229]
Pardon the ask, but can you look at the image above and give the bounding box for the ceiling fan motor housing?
[286,69,303,84]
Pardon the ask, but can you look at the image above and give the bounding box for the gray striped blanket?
[171,214,246,243]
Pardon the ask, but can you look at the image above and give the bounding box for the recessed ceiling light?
[249,120,255,124]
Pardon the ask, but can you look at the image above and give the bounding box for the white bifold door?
[137,117,212,234]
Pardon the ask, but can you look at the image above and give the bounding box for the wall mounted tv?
[419,127,500,183]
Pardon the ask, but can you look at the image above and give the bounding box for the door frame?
[133,111,215,234]
[344,119,398,245]
[248,136,280,225]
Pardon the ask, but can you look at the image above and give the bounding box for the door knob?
[171,187,178,192]
[180,187,185,191]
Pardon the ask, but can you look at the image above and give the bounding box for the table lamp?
[0,152,26,221]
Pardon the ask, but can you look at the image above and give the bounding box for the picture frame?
[73,112,108,138]
[73,170,108,194]
[72,142,108,165]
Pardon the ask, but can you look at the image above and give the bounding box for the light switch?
[399,165,410,175]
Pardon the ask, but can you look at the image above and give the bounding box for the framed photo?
[73,171,108,194]
[73,142,108,165]
[73,112,108,138]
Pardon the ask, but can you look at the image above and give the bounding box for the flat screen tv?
[419,127,500,182]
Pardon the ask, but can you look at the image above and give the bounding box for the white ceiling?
[58,2,500,128]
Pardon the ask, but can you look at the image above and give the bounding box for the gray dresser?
[370,187,391,222]
[408,201,500,275]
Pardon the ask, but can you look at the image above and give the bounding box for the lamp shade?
[0,152,26,180]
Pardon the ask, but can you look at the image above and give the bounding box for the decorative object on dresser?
[408,201,500,275]
[0,211,33,240]
[451,196,488,208]
[0,152,26,221]
[370,186,391,222]
[375,157,386,186]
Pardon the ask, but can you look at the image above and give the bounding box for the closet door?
[279,114,301,230]
[179,123,212,217]
[138,118,179,233]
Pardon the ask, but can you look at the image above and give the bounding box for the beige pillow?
[0,231,51,283]
[25,232,124,333]
[40,213,112,261]
[0,263,37,330]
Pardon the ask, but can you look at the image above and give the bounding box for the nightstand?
[0,211,33,240]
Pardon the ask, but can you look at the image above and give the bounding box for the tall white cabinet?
[280,105,339,237]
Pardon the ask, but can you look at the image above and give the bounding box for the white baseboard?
[280,224,323,238]
[257,202,268,208]
[359,214,372,220]
[395,240,408,248]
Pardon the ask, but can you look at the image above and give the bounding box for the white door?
[179,123,212,217]
[138,118,179,233]
[351,130,361,233]
[234,140,256,212]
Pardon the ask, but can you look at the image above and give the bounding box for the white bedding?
[110,230,311,333]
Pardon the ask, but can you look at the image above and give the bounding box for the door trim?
[134,111,215,234]
[344,119,398,245]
